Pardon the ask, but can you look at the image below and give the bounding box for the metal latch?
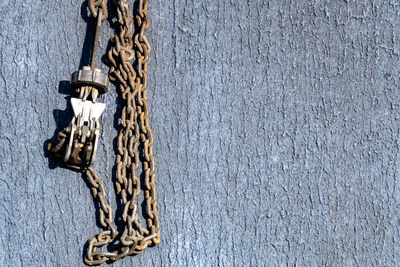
[63,98,106,167]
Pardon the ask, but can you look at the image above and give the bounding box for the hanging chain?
[83,0,160,265]
[47,0,160,265]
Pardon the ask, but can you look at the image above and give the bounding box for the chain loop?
[88,0,108,21]
[84,0,160,264]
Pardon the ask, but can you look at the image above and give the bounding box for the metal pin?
[91,8,103,70]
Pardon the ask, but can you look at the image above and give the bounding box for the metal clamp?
[71,66,110,94]
[63,98,106,167]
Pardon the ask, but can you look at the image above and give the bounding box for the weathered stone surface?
[1,0,400,266]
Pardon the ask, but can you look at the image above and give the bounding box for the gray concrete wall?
[1,0,400,266]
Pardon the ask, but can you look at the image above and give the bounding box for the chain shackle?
[88,0,108,21]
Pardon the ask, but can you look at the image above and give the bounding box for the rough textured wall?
[1,0,400,266]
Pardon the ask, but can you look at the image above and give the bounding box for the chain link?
[88,0,108,21]
[48,0,160,265]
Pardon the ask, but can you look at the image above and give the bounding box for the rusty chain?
[47,0,160,265]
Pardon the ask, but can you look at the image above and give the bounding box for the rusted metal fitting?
[71,66,109,95]
[62,98,106,168]
[88,0,108,21]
